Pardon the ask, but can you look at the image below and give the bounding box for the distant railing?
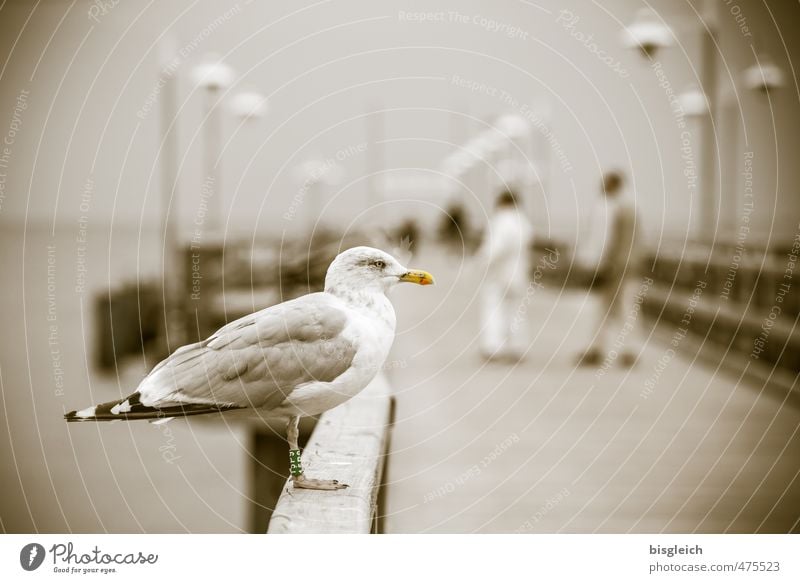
[267,375,394,534]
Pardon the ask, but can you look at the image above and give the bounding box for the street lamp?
[623,4,785,244]
[191,54,235,90]
[229,90,268,120]
[677,85,709,117]
[621,8,673,59]
[192,54,235,237]
[157,37,183,347]
[464,136,489,161]
[191,56,267,238]
[493,113,530,139]
[743,55,786,93]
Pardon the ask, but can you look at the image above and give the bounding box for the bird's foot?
[292,474,349,490]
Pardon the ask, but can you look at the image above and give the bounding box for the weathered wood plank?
[249,417,317,533]
[267,375,393,534]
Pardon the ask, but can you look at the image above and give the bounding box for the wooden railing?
[531,241,799,386]
[267,375,394,534]
[642,248,800,376]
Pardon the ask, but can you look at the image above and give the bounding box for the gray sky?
[0,0,798,244]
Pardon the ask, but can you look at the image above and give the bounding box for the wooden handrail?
[267,375,393,534]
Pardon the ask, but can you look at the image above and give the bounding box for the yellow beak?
[399,269,435,286]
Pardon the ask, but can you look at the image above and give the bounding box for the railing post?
[267,375,394,534]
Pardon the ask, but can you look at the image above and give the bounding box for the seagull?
[65,246,434,490]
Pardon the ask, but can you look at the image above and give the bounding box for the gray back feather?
[140,293,356,410]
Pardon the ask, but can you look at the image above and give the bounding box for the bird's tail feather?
[64,391,242,422]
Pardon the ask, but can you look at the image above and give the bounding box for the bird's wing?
[138,293,357,410]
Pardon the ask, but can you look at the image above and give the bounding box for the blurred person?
[478,190,534,361]
[576,170,642,367]
[395,218,420,249]
[438,201,471,253]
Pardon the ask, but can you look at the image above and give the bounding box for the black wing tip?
[63,399,244,422]
[64,392,144,422]
[64,409,95,422]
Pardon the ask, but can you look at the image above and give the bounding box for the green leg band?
[289,449,303,477]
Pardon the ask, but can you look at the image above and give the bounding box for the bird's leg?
[287,416,348,490]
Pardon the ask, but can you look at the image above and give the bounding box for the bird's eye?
[373,260,386,269]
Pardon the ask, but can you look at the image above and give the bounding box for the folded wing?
[138,293,357,411]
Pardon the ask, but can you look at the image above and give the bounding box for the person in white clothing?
[576,171,642,367]
[478,190,534,361]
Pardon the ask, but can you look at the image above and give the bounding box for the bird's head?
[324,246,434,297]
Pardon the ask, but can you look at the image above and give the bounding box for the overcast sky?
[0,0,798,245]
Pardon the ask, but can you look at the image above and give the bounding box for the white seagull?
[65,246,434,490]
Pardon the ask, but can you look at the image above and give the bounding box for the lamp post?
[697,2,720,244]
[365,103,385,225]
[677,85,709,117]
[294,159,344,232]
[620,8,673,59]
[158,37,182,348]
[621,5,716,242]
[191,55,235,238]
[229,90,269,120]
[622,3,785,246]
[187,55,265,339]
[742,55,786,93]
[191,57,267,232]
